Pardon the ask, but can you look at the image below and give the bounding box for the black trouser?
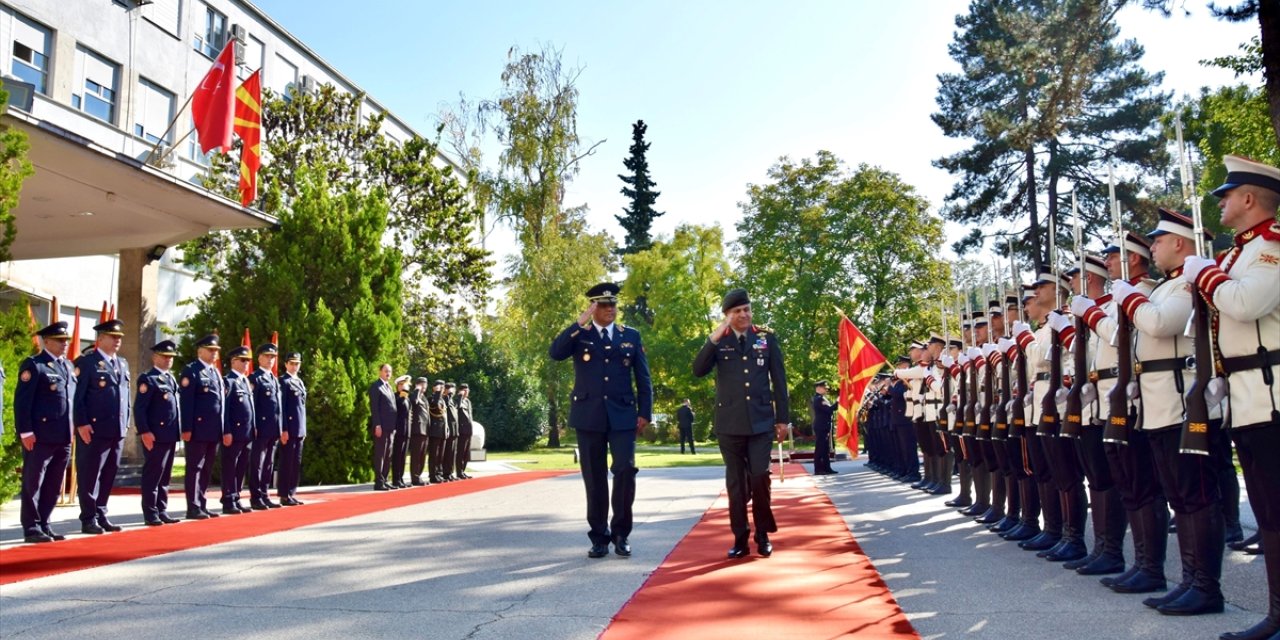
[372,432,391,485]
[679,428,696,454]
[1105,429,1162,511]
[1149,424,1222,515]
[184,440,218,512]
[894,421,918,478]
[249,437,278,502]
[427,435,445,480]
[1076,421,1114,491]
[456,429,472,474]
[442,436,458,478]
[277,437,304,499]
[717,431,776,542]
[1232,422,1280,530]
[140,440,176,519]
[814,428,832,473]
[76,435,123,525]
[577,428,638,546]
[409,433,429,479]
[391,427,409,483]
[20,441,70,535]
[1048,435,1084,493]
[1028,432,1054,483]
[220,439,251,503]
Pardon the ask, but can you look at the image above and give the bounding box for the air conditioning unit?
[230,24,247,43]
[300,75,317,94]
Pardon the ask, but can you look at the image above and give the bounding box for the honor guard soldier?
[442,382,460,481]
[407,377,430,485]
[456,383,474,479]
[426,380,447,483]
[963,314,992,518]
[278,352,307,505]
[988,302,1022,533]
[692,288,787,559]
[16,321,76,543]
[368,364,397,491]
[248,343,283,508]
[72,317,131,534]
[135,340,182,525]
[180,333,224,520]
[943,339,973,509]
[811,381,836,475]
[551,282,653,558]
[1183,156,1280,640]
[222,346,257,513]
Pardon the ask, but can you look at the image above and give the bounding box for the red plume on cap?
[271,331,279,374]
[109,304,116,321]
[68,309,82,360]
[49,296,58,324]
[242,327,253,375]
[27,301,38,353]
[98,301,109,324]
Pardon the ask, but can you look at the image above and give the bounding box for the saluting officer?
[16,321,76,543]
[72,317,131,534]
[427,379,447,484]
[456,383,474,480]
[1183,155,1280,640]
[692,288,788,559]
[391,375,413,488]
[442,382,460,482]
[222,346,257,513]
[550,282,653,558]
[278,351,307,505]
[135,339,182,526]
[408,377,430,485]
[180,333,223,520]
[248,343,283,509]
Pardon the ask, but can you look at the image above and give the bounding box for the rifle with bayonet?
[1062,191,1088,439]
[1103,166,1134,445]
[1038,212,1063,437]
[1176,118,1216,456]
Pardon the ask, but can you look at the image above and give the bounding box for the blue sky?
[250,0,1258,268]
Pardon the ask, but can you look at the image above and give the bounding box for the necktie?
[739,334,746,351]
[600,327,608,342]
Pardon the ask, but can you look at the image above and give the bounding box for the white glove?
[940,354,955,368]
[1204,376,1227,407]
[982,343,998,358]
[967,346,983,360]
[1183,255,1216,287]
[1055,388,1070,405]
[1081,381,1097,406]
[959,353,970,365]
[998,337,1015,352]
[1111,279,1140,306]
[1012,321,1032,336]
[1126,381,1141,400]
[1005,399,1017,416]
[946,404,957,416]
[1047,311,1071,333]
[1023,392,1034,407]
[1070,295,1096,318]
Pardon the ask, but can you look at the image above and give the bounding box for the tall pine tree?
[617,120,663,255]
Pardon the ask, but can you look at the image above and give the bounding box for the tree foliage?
[0,89,33,263]
[0,300,34,502]
[616,120,664,255]
[436,330,547,451]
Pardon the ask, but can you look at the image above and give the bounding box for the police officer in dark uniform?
[455,383,474,479]
[677,399,696,454]
[16,321,76,543]
[222,346,256,513]
[135,339,182,525]
[887,355,917,482]
[408,377,430,485]
[72,317,131,534]
[180,333,223,520]
[811,381,836,475]
[248,343,283,508]
[550,282,653,558]
[368,363,397,490]
[278,351,307,505]
[692,288,788,559]
[442,382,460,481]
[426,380,447,483]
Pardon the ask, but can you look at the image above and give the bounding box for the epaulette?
[1261,221,1280,242]
[617,322,627,331]
[753,325,772,334]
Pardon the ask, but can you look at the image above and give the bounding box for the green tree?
[436,330,547,451]
[737,152,948,427]
[621,225,730,441]
[0,300,34,502]
[617,120,664,255]
[0,88,33,263]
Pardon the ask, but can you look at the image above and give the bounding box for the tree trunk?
[1025,144,1042,272]
[547,392,561,448]
[1046,140,1061,294]
[1261,1,1280,147]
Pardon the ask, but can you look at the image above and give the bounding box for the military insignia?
[96,361,106,370]
[20,370,31,382]
[621,342,634,349]
[49,384,57,391]
[757,358,765,367]
[623,358,631,367]
[582,352,591,362]
[163,393,170,400]
[99,379,107,387]
[1260,253,1280,265]
[139,383,149,394]
[181,376,190,387]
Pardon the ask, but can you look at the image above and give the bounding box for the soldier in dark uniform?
[179,333,223,520]
[72,317,131,534]
[427,379,447,483]
[135,340,182,525]
[391,375,412,488]
[368,363,397,490]
[442,382,460,481]
[811,381,836,475]
[550,282,653,558]
[408,377,430,485]
[278,352,307,505]
[456,383,474,479]
[677,399,696,454]
[887,356,916,482]
[222,346,256,513]
[692,288,788,559]
[16,321,76,543]
[248,343,283,509]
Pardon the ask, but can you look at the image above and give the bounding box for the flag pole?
[142,91,198,166]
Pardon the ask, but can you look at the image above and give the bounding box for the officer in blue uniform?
[16,321,76,543]
[135,339,182,525]
[887,355,917,482]
[248,343,282,509]
[278,351,307,505]
[811,380,837,475]
[549,282,653,558]
[221,346,257,512]
[179,333,223,520]
[72,317,131,534]
[693,288,789,559]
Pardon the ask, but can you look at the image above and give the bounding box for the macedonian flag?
[233,70,262,207]
[836,315,886,455]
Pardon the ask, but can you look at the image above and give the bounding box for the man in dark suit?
[221,346,256,513]
[677,399,696,454]
[391,375,412,488]
[135,340,182,526]
[811,381,836,475]
[72,318,131,534]
[15,321,76,543]
[248,343,282,509]
[179,333,223,520]
[455,383,474,479]
[550,282,653,558]
[692,288,789,559]
[408,377,430,485]
[278,351,307,505]
[427,380,447,483]
[368,363,397,490]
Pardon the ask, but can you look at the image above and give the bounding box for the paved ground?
[0,459,1269,639]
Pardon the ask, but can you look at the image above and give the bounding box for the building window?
[272,53,298,99]
[10,13,52,94]
[70,47,120,124]
[134,78,174,144]
[187,115,212,166]
[238,35,263,81]
[192,2,227,58]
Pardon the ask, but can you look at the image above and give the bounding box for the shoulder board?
[753,325,772,334]
[617,322,626,331]
[1260,221,1280,242]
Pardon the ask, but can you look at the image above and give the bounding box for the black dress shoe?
[1219,616,1280,640]
[727,545,750,559]
[265,500,283,509]
[613,537,632,557]
[757,540,773,557]
[81,523,105,535]
[1156,587,1224,616]
[251,501,269,511]
[1109,570,1167,594]
[202,509,220,518]
[159,513,181,524]
[222,504,243,516]
[588,543,609,558]
[144,519,164,526]
[374,483,389,491]
[98,520,123,532]
[1143,584,1189,609]
[1228,532,1261,552]
[411,480,425,486]
[186,510,209,520]
[944,497,972,508]
[23,532,53,543]
[41,527,66,541]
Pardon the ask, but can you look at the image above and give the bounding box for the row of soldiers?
[368,369,475,489]
[14,328,308,543]
[863,154,1280,640]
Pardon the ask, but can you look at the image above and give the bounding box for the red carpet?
[0,471,568,585]
[602,464,918,640]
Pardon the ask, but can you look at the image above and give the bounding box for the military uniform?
[179,334,224,519]
[886,361,916,482]
[1014,279,1065,554]
[455,384,474,479]
[278,352,307,504]
[15,321,76,543]
[442,383,460,481]
[71,318,131,532]
[408,378,430,484]
[391,375,412,487]
[222,347,256,513]
[248,344,283,507]
[426,381,447,483]
[810,382,835,475]
[134,340,181,525]
[677,402,696,454]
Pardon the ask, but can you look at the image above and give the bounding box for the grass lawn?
[489,444,729,471]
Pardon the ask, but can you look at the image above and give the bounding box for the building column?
[117,247,161,466]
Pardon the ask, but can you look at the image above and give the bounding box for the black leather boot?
[1067,488,1106,571]
[1103,508,1144,588]
[1004,477,1041,541]
[1219,529,1280,640]
[1158,507,1224,615]
[1047,486,1088,562]
[947,461,973,507]
[1145,509,1194,609]
[1111,503,1168,594]
[1078,487,1126,575]
[1023,482,1062,551]
[979,472,1006,524]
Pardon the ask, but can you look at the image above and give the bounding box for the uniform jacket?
[223,370,255,441]
[1130,272,1195,431]
[395,390,410,435]
[134,366,180,442]
[1088,279,1156,425]
[72,350,130,438]
[456,395,474,436]
[550,321,654,433]
[408,388,429,437]
[888,379,910,427]
[427,391,446,438]
[811,393,834,433]
[14,351,75,443]
[179,359,223,442]
[676,405,694,432]
[280,372,307,438]
[249,369,282,440]
[368,378,397,436]
[691,325,788,437]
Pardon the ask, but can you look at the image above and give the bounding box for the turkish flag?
[192,42,236,154]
